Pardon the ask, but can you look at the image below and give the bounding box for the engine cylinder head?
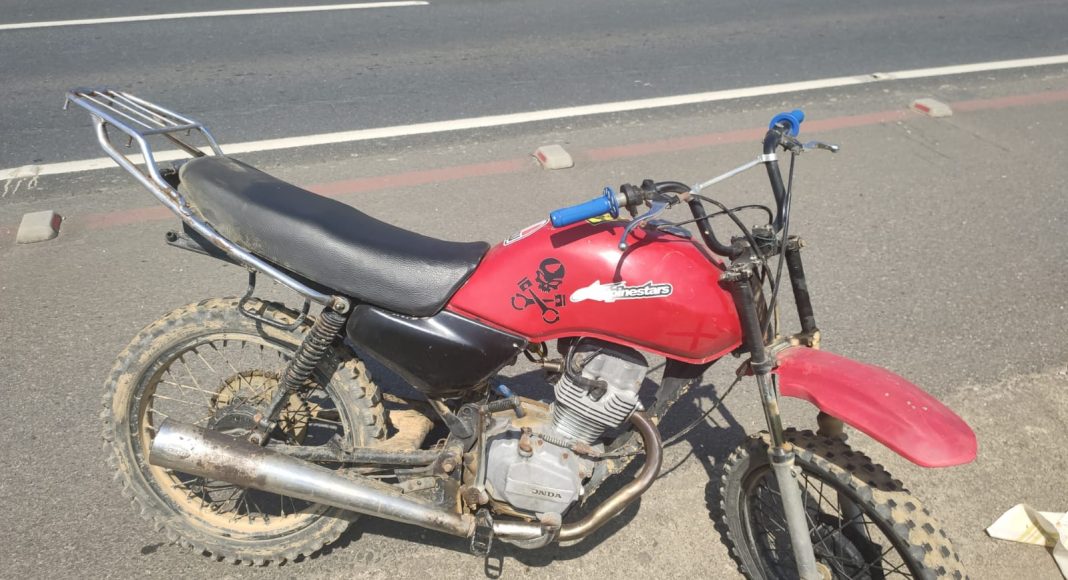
[551,340,648,444]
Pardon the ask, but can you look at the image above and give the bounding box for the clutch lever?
[618,196,675,251]
[780,133,840,155]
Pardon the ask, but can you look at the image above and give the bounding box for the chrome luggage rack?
[65,88,348,312]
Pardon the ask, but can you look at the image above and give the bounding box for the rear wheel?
[102,298,385,565]
[717,430,966,579]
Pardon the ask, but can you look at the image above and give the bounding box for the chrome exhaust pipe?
[558,411,662,542]
[494,411,663,547]
[149,420,474,538]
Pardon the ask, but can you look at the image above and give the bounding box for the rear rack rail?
[65,88,348,311]
[65,89,223,193]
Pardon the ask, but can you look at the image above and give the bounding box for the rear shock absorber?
[280,308,347,392]
[251,307,348,445]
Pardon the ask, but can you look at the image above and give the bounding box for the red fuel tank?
[447,219,743,363]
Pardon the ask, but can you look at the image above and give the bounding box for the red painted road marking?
[78,88,1068,231]
[586,109,910,161]
[586,126,765,161]
[951,88,1068,112]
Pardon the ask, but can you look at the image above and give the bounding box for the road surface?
[1,2,1067,578]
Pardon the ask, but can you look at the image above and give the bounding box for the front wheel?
[717,429,966,579]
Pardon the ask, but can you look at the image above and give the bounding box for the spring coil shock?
[252,308,348,445]
[279,308,347,394]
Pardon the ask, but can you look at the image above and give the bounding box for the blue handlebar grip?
[549,187,620,228]
[769,109,805,136]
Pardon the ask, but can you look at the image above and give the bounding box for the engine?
[484,340,649,515]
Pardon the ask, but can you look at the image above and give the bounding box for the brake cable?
[659,204,774,230]
[761,150,798,338]
[658,373,742,448]
[597,374,742,458]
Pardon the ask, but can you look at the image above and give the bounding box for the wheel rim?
[739,463,923,579]
[129,332,354,540]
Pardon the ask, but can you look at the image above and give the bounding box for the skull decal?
[535,258,566,292]
[511,257,568,324]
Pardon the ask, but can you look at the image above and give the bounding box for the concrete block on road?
[533,144,574,170]
[910,98,953,117]
[16,210,62,244]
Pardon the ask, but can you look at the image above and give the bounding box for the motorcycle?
[68,89,977,578]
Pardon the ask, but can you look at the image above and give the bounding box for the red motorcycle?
[69,89,976,578]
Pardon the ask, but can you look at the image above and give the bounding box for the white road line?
[0,2,429,31]
[4,53,1068,182]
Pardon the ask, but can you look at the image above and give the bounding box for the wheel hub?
[210,370,311,442]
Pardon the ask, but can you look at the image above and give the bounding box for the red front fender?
[772,346,977,468]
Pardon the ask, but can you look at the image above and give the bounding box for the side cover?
[346,305,525,396]
[772,345,977,467]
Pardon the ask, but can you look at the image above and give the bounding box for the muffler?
[149,420,474,537]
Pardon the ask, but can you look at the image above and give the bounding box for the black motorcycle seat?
[178,156,489,317]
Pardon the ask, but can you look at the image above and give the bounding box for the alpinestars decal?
[570,280,673,303]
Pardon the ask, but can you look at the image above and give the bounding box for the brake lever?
[619,199,670,251]
[801,140,840,153]
[779,133,839,155]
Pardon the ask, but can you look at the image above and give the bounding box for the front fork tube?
[759,375,821,580]
[725,266,820,580]
[784,237,818,338]
[790,240,865,543]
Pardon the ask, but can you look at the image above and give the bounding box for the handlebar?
[763,109,805,231]
[769,109,805,136]
[547,110,811,257]
[549,186,621,227]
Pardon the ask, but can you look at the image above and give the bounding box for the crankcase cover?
[485,430,590,515]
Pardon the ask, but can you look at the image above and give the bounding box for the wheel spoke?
[750,483,789,534]
[152,393,209,408]
[193,348,217,374]
[307,415,343,427]
[178,357,204,392]
[147,408,170,419]
[243,377,283,403]
[847,544,908,579]
[811,510,865,548]
[160,379,222,397]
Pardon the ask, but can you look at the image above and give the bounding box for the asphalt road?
[2,2,1068,579]
[2,0,1068,171]
[3,64,1068,578]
